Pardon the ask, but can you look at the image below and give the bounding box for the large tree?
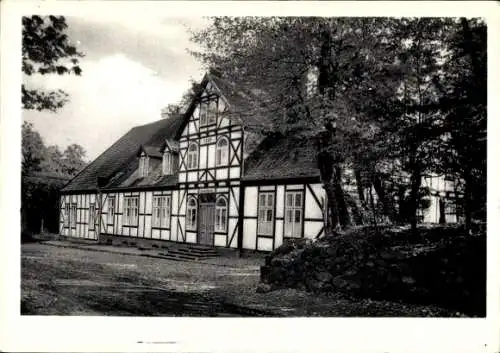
[22,15,84,112]
[190,17,484,234]
[190,17,414,231]
[438,18,487,230]
[22,122,87,177]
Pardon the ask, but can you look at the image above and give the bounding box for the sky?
[22,15,209,160]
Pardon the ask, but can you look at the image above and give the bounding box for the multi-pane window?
[258,193,274,236]
[89,203,96,230]
[70,203,77,228]
[199,99,217,126]
[187,143,198,170]
[199,102,208,126]
[186,197,197,230]
[215,196,227,232]
[152,195,171,228]
[124,196,139,226]
[107,196,115,225]
[285,191,303,238]
[64,203,70,227]
[163,152,172,175]
[215,137,229,166]
[139,155,149,177]
[207,99,217,125]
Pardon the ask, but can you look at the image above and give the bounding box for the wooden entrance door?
[198,194,215,245]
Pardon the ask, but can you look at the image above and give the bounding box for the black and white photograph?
[1,1,498,352]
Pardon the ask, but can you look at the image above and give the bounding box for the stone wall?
[260,225,486,316]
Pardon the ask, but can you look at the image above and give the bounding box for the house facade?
[59,73,459,252]
[59,74,326,251]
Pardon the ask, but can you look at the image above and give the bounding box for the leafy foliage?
[22,121,87,176]
[22,122,88,233]
[22,15,84,112]
[190,17,486,231]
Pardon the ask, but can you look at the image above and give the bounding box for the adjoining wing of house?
[59,73,459,251]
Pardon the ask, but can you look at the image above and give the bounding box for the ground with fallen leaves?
[21,243,466,317]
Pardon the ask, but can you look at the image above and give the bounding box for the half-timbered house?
[59,73,460,252]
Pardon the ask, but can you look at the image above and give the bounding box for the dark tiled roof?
[207,74,273,131]
[162,138,179,153]
[243,134,321,181]
[61,114,185,192]
[141,145,163,158]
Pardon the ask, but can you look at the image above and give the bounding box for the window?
[138,154,149,177]
[207,99,217,125]
[153,195,171,228]
[89,203,96,230]
[124,196,139,226]
[163,151,172,175]
[258,193,274,236]
[199,99,217,126]
[215,196,227,232]
[285,191,303,238]
[107,196,115,225]
[215,137,229,166]
[70,203,77,228]
[64,203,70,227]
[186,197,197,230]
[187,143,198,170]
[199,102,208,126]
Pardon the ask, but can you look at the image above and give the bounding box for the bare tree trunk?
[369,184,378,228]
[354,167,366,205]
[439,197,446,224]
[409,160,422,237]
[334,166,351,228]
[372,173,397,222]
[463,169,473,234]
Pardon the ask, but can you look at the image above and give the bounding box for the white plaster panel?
[244,187,258,217]
[275,219,284,248]
[229,167,240,179]
[257,237,273,251]
[304,221,323,239]
[242,219,257,249]
[185,231,197,243]
[214,234,226,247]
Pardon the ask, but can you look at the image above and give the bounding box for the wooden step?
[171,248,219,257]
[158,252,200,261]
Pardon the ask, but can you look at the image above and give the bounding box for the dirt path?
[21,243,461,317]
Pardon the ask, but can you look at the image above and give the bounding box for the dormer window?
[163,151,173,175]
[138,153,149,177]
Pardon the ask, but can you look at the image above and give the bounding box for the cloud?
[23,53,196,160]
[23,16,207,160]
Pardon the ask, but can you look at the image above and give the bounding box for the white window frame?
[187,143,198,170]
[199,101,208,126]
[258,192,274,236]
[139,154,149,177]
[64,203,70,227]
[207,99,217,125]
[162,151,172,175]
[107,196,115,225]
[284,191,303,238]
[215,196,227,232]
[186,197,197,230]
[152,195,171,229]
[89,203,96,230]
[215,137,229,167]
[70,203,77,228]
[124,196,139,226]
